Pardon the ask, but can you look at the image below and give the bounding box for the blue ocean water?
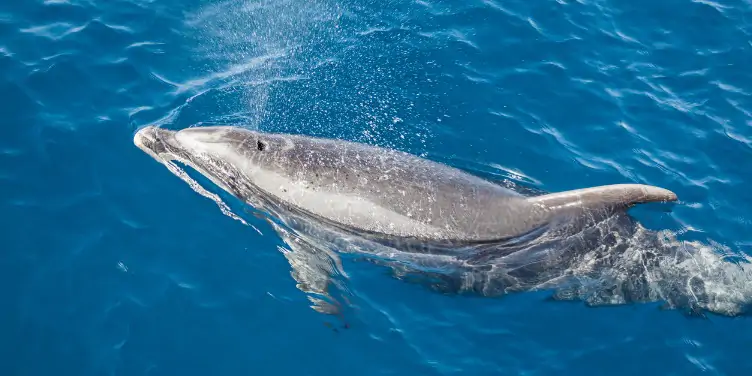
[2,0,752,374]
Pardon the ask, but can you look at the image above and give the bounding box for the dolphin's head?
[133,125,173,161]
[133,125,285,162]
[133,125,303,175]
[133,125,306,203]
[135,125,245,180]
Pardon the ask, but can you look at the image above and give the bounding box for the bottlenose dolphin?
[133,125,752,317]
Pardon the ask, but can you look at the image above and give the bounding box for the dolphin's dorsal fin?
[526,184,678,213]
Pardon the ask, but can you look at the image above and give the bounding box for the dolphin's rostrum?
[134,125,752,317]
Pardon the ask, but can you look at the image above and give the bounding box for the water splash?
[180,0,441,154]
[184,0,345,130]
[544,224,752,317]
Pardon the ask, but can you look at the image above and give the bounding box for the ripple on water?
[20,21,86,40]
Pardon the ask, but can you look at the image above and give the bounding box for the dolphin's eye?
[257,140,266,151]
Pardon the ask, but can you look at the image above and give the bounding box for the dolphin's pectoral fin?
[274,224,352,326]
[526,184,678,214]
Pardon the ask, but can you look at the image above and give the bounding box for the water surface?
[2,0,752,375]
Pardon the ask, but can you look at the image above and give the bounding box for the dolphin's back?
[186,128,546,243]
[291,135,543,240]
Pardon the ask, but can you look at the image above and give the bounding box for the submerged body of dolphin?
[134,125,752,317]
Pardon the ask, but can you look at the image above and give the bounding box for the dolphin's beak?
[134,125,175,160]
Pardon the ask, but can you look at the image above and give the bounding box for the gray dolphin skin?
[134,125,750,317]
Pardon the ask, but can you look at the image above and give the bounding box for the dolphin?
[133,125,752,317]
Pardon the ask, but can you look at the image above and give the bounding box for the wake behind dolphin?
[134,125,752,317]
